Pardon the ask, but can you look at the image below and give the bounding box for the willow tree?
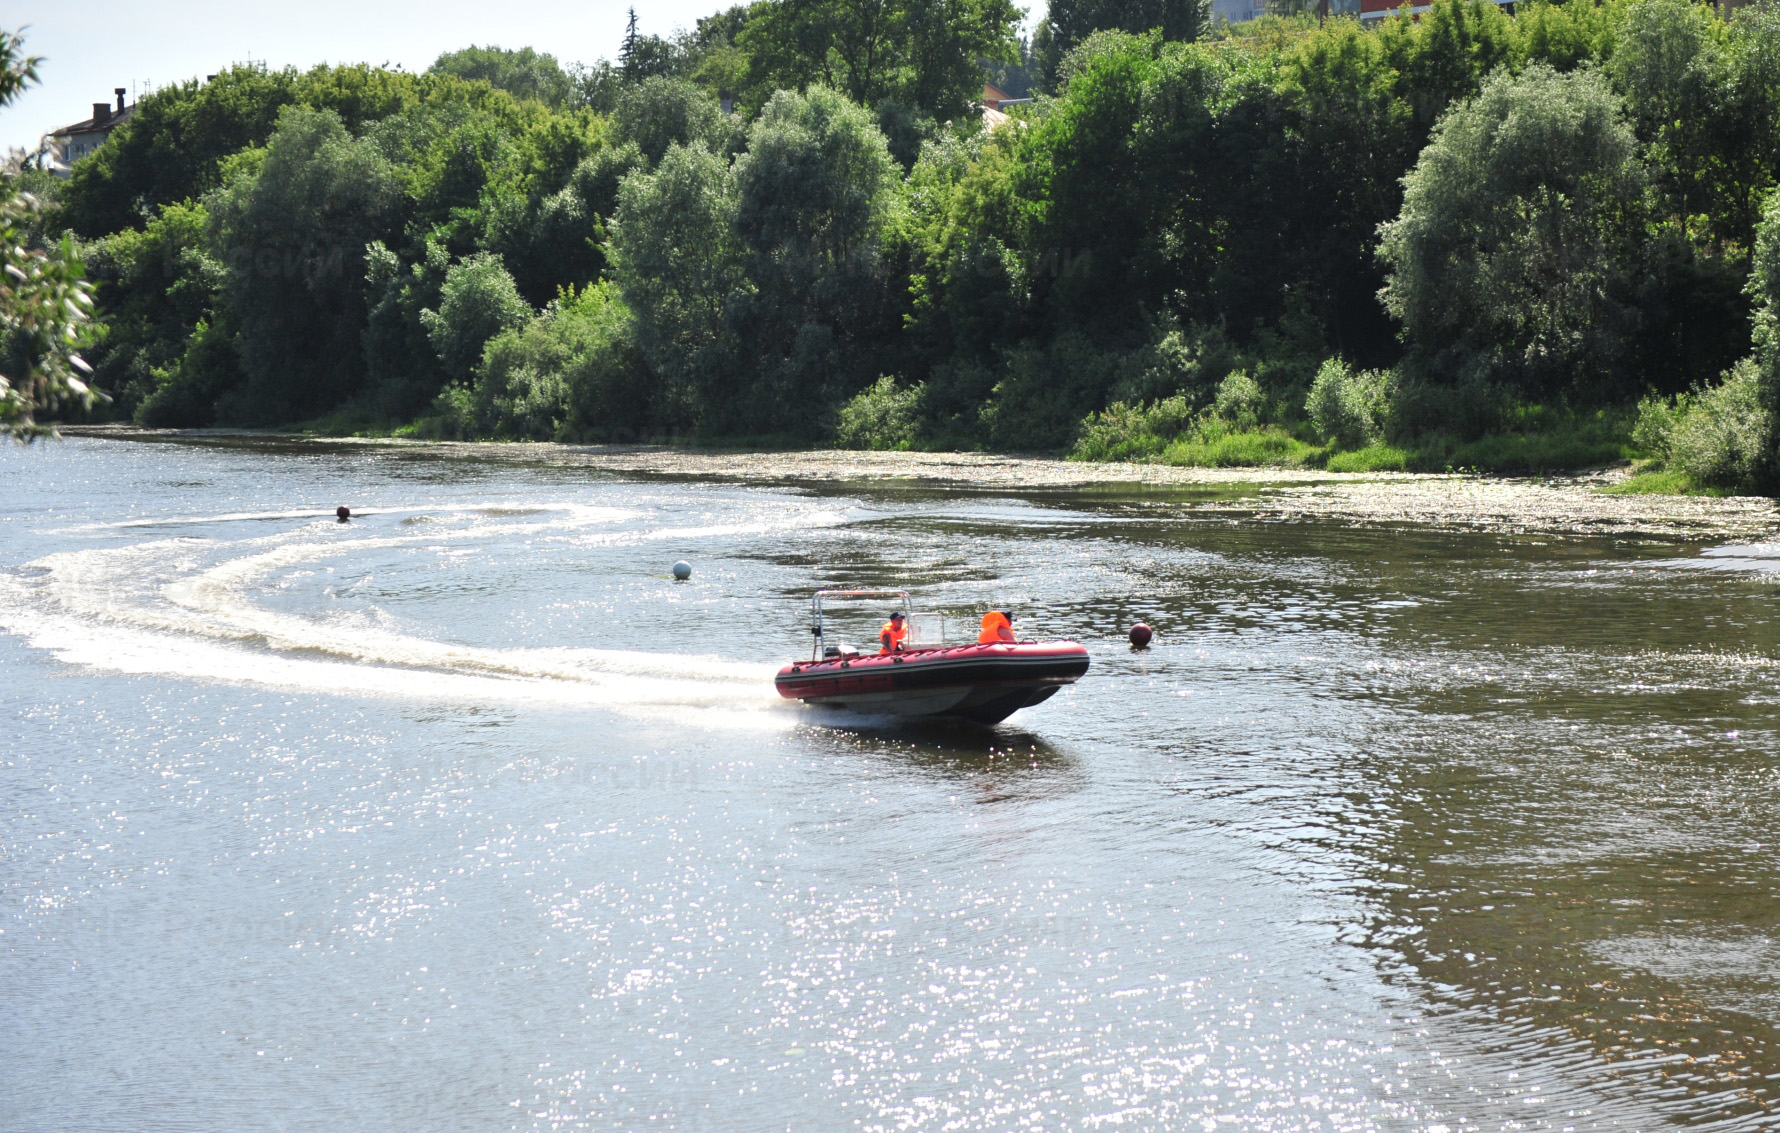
[729,86,903,430]
[1378,64,1646,399]
[736,0,1022,121]
[609,140,747,427]
[207,106,400,423]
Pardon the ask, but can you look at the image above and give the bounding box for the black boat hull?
[775,643,1090,725]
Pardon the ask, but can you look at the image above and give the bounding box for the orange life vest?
[880,619,908,652]
[977,612,1015,644]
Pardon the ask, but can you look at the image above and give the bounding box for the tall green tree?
[1606,0,1725,229]
[738,0,1022,121]
[612,76,732,163]
[60,63,528,238]
[612,86,903,434]
[610,141,747,426]
[1702,0,1780,245]
[1378,64,1647,398]
[430,46,575,108]
[482,142,644,306]
[729,86,903,429]
[1035,0,1209,92]
[80,200,224,419]
[207,107,400,423]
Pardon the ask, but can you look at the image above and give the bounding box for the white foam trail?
[568,519,795,547]
[1647,542,1780,574]
[164,537,771,687]
[1698,542,1780,571]
[55,500,637,533]
[0,499,827,728]
[0,580,786,723]
[74,508,349,530]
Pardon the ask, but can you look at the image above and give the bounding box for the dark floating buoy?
[672,559,692,581]
[336,505,351,522]
[1129,622,1153,648]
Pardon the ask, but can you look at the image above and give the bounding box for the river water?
[3,435,1778,1132]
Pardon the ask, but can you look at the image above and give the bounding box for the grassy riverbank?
[294,392,1644,474]
[1069,421,1640,477]
[1066,396,1652,472]
[279,407,1740,495]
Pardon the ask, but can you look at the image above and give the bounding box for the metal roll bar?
[809,588,911,661]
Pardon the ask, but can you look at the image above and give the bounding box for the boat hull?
[774,642,1090,725]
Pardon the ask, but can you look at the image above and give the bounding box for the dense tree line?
[14,0,1780,489]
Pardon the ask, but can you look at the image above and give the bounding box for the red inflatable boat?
[774,590,1090,724]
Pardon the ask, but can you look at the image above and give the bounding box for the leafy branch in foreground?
[1,193,101,439]
[2,25,102,438]
[0,28,41,105]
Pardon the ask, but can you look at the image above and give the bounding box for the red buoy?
[1129,622,1153,648]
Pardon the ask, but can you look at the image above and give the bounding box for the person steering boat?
[879,610,908,653]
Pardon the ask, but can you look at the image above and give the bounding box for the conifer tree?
[620,9,641,81]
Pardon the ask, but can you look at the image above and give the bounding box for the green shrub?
[410,386,477,440]
[983,332,1153,450]
[1660,359,1773,491]
[834,377,924,449]
[1388,371,1507,441]
[1074,365,1319,464]
[1103,321,1246,408]
[473,282,648,441]
[1601,468,1725,496]
[1069,395,1195,461]
[1632,390,1687,456]
[135,317,240,428]
[1212,370,1264,428]
[420,253,533,387]
[1306,360,1391,448]
[1438,428,1632,473]
[409,282,649,441]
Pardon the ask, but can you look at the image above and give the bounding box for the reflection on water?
[2,435,1779,1131]
[1352,703,1780,1125]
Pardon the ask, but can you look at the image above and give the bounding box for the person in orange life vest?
[977,610,1016,644]
[879,610,909,653]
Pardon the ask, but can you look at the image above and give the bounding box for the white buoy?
[672,560,692,580]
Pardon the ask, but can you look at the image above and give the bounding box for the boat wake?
[1650,541,1780,573]
[0,500,811,727]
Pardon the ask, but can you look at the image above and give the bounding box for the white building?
[1213,0,1433,22]
[44,89,136,177]
[1212,0,1271,22]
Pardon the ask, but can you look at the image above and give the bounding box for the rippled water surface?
[5,436,1780,1131]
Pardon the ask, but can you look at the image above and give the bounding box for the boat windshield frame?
[810,588,912,661]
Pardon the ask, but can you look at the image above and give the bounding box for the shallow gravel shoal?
[67,430,1780,539]
[446,444,1780,538]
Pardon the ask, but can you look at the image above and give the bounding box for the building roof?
[52,103,136,139]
